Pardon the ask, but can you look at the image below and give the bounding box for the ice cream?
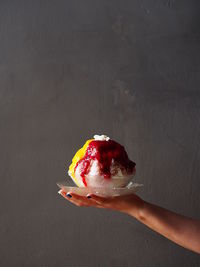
[68,135,136,188]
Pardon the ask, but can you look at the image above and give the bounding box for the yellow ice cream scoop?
[68,139,94,186]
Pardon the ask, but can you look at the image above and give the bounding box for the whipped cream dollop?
[94,134,110,141]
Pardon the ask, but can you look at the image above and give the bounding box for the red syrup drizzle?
[74,140,136,187]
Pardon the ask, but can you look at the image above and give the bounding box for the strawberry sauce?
[74,140,136,186]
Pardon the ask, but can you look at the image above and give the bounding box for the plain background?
[0,1,200,266]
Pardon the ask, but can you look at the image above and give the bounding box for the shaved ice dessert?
[68,135,136,188]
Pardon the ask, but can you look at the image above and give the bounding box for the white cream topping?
[94,134,110,141]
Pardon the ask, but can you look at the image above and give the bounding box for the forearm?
[60,190,200,253]
[128,201,200,254]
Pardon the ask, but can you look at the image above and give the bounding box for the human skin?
[58,190,200,254]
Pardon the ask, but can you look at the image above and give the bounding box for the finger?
[62,192,88,206]
[58,190,67,199]
[70,193,88,201]
[59,190,102,208]
[70,193,104,208]
[67,198,85,207]
[89,194,111,206]
[58,190,82,201]
[58,190,80,204]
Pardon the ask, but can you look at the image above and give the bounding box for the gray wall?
[0,1,200,266]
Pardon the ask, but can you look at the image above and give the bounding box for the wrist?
[126,197,146,219]
[136,200,147,221]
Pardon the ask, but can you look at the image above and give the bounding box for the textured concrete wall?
[0,1,200,266]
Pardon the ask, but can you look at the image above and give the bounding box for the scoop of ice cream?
[68,135,136,188]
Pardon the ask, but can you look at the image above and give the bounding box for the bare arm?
[134,201,200,254]
[59,190,200,254]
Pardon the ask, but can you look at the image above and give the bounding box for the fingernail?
[66,193,72,198]
[87,195,92,199]
[58,190,62,195]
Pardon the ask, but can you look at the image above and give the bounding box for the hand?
[58,190,200,254]
[58,190,144,217]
